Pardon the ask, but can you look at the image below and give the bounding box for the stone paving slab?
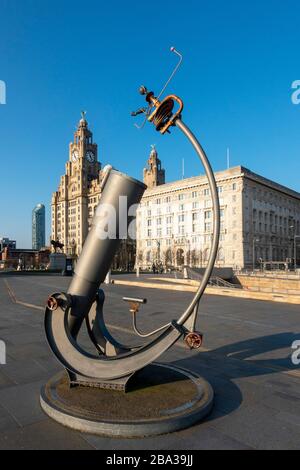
[0,274,299,449]
[0,419,95,450]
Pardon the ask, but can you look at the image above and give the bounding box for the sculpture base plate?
[40,363,214,438]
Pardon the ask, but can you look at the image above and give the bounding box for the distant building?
[32,204,45,250]
[0,237,16,251]
[0,247,50,270]
[137,154,300,270]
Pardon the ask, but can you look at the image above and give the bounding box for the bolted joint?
[46,293,72,311]
[47,296,60,311]
[184,331,203,350]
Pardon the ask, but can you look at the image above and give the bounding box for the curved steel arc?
[44,120,220,381]
[175,120,220,325]
[45,299,181,380]
[86,291,143,354]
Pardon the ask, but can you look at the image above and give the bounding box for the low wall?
[236,274,300,295]
[113,278,300,305]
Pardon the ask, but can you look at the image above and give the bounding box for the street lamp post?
[252,237,260,272]
[294,235,300,271]
[156,240,161,270]
[289,225,299,271]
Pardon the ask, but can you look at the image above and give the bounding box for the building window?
[205,222,211,232]
[178,214,185,223]
[204,210,211,220]
[192,202,199,209]
[204,188,210,196]
[192,191,198,198]
[178,193,185,200]
[232,183,237,190]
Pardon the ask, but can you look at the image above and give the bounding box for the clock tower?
[51,113,103,256]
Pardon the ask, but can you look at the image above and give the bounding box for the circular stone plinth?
[40,363,214,438]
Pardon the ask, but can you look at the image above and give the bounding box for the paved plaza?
[0,273,300,449]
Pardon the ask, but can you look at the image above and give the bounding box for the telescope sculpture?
[41,48,220,436]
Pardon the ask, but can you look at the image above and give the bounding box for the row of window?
[145,209,225,226]
[145,221,226,238]
[145,184,237,206]
[249,185,299,209]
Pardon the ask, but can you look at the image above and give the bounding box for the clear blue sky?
[1,0,300,247]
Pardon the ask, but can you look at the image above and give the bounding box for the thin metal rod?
[157,47,183,101]
[175,119,220,326]
[132,312,171,338]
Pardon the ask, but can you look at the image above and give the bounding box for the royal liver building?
[51,114,101,256]
[51,114,136,268]
[137,147,300,270]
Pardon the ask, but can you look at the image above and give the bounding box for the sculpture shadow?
[173,331,300,421]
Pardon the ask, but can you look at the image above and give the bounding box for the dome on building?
[79,118,87,128]
[78,111,88,128]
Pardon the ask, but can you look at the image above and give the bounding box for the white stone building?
[51,114,101,256]
[136,149,300,270]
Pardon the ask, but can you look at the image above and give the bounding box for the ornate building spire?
[143,145,165,188]
[78,110,88,128]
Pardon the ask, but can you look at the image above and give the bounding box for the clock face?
[86,151,95,163]
[71,150,79,162]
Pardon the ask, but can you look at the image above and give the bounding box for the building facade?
[51,114,137,268]
[0,247,50,270]
[32,204,45,250]
[51,114,102,256]
[136,154,300,270]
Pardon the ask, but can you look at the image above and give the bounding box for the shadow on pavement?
[173,331,300,421]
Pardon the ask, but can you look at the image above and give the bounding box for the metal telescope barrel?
[67,168,146,337]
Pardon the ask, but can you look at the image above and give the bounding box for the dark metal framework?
[44,50,220,391]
